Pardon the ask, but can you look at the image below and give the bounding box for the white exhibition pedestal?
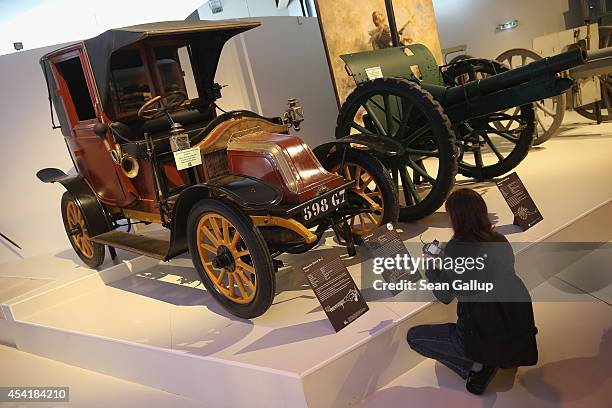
[1,122,611,407]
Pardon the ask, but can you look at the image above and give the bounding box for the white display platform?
[1,116,611,407]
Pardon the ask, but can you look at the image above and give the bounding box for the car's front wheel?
[187,198,275,319]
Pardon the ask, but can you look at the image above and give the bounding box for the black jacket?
[426,232,538,367]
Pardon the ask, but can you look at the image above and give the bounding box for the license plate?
[302,189,347,221]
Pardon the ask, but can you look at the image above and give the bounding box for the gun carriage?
[335,1,587,221]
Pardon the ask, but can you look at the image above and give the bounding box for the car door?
[50,49,135,207]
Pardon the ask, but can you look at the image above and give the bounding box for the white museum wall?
[196,0,304,20]
[0,0,204,56]
[0,44,74,263]
[0,15,338,264]
[432,0,582,59]
[230,16,339,147]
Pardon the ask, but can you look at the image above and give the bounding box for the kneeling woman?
[407,188,538,395]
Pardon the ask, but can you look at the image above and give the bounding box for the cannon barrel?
[569,46,612,79]
[443,48,587,107]
[585,46,612,62]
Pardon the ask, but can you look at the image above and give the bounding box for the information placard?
[302,254,369,332]
[496,172,543,231]
[173,147,202,171]
[362,224,420,296]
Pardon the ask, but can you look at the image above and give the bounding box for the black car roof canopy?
[41,20,260,122]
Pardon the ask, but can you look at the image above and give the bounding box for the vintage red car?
[36,20,401,318]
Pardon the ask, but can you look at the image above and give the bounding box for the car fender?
[166,174,283,259]
[313,133,405,163]
[36,168,113,236]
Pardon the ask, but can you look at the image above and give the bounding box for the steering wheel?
[137,91,188,120]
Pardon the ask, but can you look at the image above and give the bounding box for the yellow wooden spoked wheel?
[66,200,94,258]
[61,192,105,268]
[332,162,385,235]
[196,213,256,304]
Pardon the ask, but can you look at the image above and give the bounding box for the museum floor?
[1,112,611,407]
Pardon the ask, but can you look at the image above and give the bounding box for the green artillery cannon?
[335,3,587,222]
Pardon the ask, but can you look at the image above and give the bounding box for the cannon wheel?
[336,78,457,222]
[574,75,612,122]
[444,59,536,180]
[496,48,567,145]
[575,26,612,123]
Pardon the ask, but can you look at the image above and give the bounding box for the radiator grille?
[202,149,228,180]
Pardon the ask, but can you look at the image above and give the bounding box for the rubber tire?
[320,149,399,231]
[336,77,458,222]
[444,58,536,179]
[187,198,275,319]
[61,192,105,268]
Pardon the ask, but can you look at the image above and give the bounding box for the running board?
[91,231,169,260]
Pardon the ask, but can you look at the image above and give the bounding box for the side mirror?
[93,122,109,140]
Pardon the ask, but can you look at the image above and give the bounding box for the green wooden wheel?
[336,78,458,222]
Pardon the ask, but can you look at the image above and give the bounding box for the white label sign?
[365,66,383,80]
[173,147,202,171]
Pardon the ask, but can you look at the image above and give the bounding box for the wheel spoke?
[394,101,414,138]
[398,165,420,204]
[200,243,217,254]
[201,224,220,246]
[401,123,431,146]
[355,190,383,212]
[367,213,379,224]
[227,273,235,297]
[236,269,256,291]
[405,148,440,158]
[234,273,248,298]
[350,121,371,134]
[535,112,546,131]
[485,128,520,143]
[230,230,240,249]
[383,93,394,134]
[361,174,373,188]
[215,268,226,284]
[364,101,388,136]
[358,213,366,228]
[234,249,249,258]
[222,219,230,244]
[209,217,223,244]
[343,164,352,181]
[406,158,435,183]
[482,134,504,161]
[237,260,254,273]
[535,101,556,117]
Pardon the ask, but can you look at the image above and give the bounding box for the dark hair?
[445,188,494,242]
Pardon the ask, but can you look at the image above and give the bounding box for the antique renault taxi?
[37,20,401,318]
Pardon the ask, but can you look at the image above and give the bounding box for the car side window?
[110,50,152,114]
[55,57,96,121]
